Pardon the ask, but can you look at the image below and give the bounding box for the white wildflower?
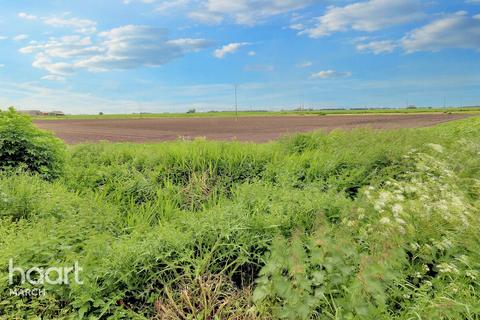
[392,204,403,216]
[410,243,420,251]
[437,263,460,275]
[427,143,444,153]
[380,217,391,225]
[466,270,478,280]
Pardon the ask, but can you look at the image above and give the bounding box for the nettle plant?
[0,107,65,180]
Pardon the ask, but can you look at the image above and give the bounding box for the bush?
[0,107,65,180]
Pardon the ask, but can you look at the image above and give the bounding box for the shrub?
[0,107,65,180]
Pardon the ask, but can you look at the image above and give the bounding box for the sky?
[0,0,479,114]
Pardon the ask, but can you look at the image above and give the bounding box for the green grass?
[0,116,479,319]
[31,106,480,120]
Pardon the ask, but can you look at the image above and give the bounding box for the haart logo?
[8,259,83,286]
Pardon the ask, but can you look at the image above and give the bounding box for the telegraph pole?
[235,84,238,121]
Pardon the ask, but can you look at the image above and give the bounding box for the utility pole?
[235,84,238,121]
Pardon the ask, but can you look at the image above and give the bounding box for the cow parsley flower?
[379,217,391,225]
[392,204,403,216]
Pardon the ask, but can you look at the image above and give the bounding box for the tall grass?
[0,117,479,319]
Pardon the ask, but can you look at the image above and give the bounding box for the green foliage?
[0,107,65,180]
[0,116,479,319]
[253,231,359,320]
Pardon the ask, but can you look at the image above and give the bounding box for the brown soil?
[34,114,469,144]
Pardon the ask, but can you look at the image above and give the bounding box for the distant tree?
[99,112,104,115]
[187,108,196,114]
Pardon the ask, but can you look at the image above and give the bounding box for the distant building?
[19,110,65,116]
[48,111,65,116]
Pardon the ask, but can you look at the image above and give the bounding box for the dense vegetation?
[0,111,479,319]
[0,108,65,180]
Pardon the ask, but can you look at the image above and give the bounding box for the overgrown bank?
[0,111,479,319]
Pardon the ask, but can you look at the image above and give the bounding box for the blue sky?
[0,0,479,114]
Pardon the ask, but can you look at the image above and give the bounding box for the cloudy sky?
[0,0,479,114]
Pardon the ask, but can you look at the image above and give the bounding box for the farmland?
[1,109,480,319]
[29,107,480,121]
[34,113,470,143]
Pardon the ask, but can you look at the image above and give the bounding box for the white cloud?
[402,11,480,52]
[18,12,37,20]
[42,74,66,81]
[297,61,313,68]
[32,53,76,75]
[356,40,398,54]
[20,25,211,75]
[76,26,210,71]
[14,34,29,42]
[311,70,352,79]
[187,11,224,25]
[20,36,101,58]
[466,0,480,3]
[213,42,250,58]
[154,0,190,12]
[124,0,314,25]
[43,16,97,34]
[17,12,97,34]
[124,0,189,12]
[191,0,315,26]
[289,23,305,31]
[301,0,424,38]
[0,64,5,68]
[0,36,7,41]
[247,51,256,56]
[166,38,210,51]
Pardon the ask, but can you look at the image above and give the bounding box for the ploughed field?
[34,113,468,143]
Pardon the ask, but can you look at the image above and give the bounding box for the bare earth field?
[34,113,469,144]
